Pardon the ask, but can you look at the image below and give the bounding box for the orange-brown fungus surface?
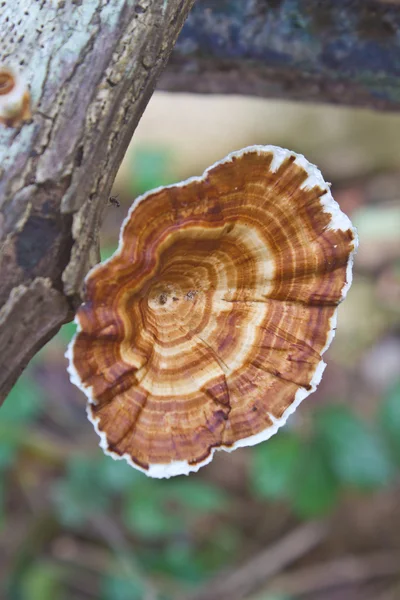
[0,66,31,127]
[67,146,357,478]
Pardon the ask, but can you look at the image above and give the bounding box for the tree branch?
[0,0,194,402]
[160,0,400,111]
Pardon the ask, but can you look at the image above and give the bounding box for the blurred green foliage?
[1,370,44,426]
[1,270,399,599]
[129,147,175,196]
[315,405,395,489]
[250,384,400,518]
[57,322,77,345]
[100,245,119,262]
[21,562,63,600]
[289,438,339,518]
[53,456,119,527]
[251,433,301,501]
[380,381,400,463]
[0,369,46,525]
[101,575,144,600]
[2,347,399,598]
[252,595,293,600]
[1,147,399,599]
[123,478,229,539]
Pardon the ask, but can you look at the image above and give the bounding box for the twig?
[184,520,329,600]
[89,514,159,600]
[372,581,400,600]
[266,552,400,598]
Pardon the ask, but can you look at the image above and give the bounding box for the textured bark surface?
[160,0,400,111]
[0,0,194,403]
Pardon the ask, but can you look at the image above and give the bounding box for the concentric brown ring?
[67,145,358,478]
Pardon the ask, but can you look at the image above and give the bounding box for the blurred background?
[1,92,400,600]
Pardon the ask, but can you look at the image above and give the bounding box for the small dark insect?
[109,194,120,208]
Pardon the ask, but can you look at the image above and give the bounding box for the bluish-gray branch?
[161,0,400,111]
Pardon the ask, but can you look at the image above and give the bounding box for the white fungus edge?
[65,144,359,479]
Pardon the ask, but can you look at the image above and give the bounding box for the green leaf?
[206,523,240,557]
[96,455,144,493]
[315,405,395,490]
[101,575,144,600]
[163,479,229,513]
[380,381,400,463]
[142,541,207,584]
[1,372,43,424]
[123,484,181,538]
[250,433,302,500]
[52,457,112,526]
[56,322,77,345]
[250,431,339,518]
[21,562,62,600]
[130,147,174,195]
[100,244,118,262]
[194,525,240,575]
[0,441,18,471]
[123,478,228,538]
[0,478,4,527]
[290,439,339,518]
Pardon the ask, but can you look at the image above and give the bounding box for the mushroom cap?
[67,145,358,478]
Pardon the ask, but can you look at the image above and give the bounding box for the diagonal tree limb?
[0,0,194,403]
[160,0,400,111]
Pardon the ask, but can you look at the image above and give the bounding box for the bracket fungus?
[67,145,358,478]
[0,66,31,127]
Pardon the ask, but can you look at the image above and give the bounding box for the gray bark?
[0,0,194,403]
